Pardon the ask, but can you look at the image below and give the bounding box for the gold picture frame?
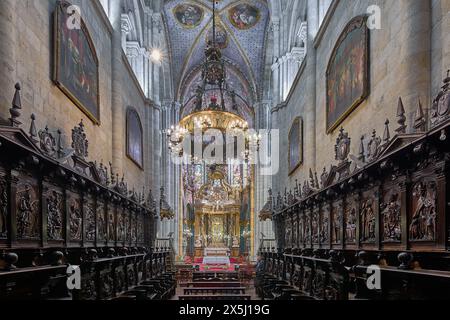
[53,1,100,125]
[326,15,370,134]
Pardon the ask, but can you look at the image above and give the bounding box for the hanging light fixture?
[166,0,261,160]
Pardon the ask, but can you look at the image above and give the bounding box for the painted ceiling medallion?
[206,24,228,49]
[173,3,204,29]
[228,3,260,30]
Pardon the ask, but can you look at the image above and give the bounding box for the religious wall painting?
[344,196,357,244]
[53,1,100,124]
[16,180,40,240]
[288,117,303,175]
[173,3,204,29]
[45,187,64,241]
[228,3,261,30]
[381,187,401,242]
[326,15,369,133]
[409,180,437,242]
[126,108,144,169]
[206,24,228,49]
[0,175,9,239]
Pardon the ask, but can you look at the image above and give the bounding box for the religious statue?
[195,235,203,248]
[232,236,239,247]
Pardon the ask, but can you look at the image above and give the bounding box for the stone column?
[306,0,318,170]
[111,2,124,174]
[396,0,431,130]
[0,0,16,115]
[272,19,281,106]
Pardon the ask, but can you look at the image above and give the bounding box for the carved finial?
[396,97,406,134]
[9,83,22,127]
[414,99,426,132]
[314,172,319,190]
[383,119,391,145]
[358,135,365,162]
[57,129,64,158]
[29,114,38,143]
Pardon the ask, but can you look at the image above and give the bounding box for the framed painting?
[326,15,369,134]
[288,117,303,175]
[126,108,144,169]
[53,1,100,124]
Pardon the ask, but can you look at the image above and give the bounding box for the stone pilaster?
[0,0,17,116]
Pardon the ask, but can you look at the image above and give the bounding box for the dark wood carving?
[44,184,64,241]
[0,173,8,239]
[409,180,437,242]
[67,191,82,242]
[16,177,40,240]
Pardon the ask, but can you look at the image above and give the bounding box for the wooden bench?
[179,294,251,301]
[184,287,246,295]
[186,282,242,288]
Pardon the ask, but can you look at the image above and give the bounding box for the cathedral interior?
[0,0,449,304]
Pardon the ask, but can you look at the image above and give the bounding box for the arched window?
[126,107,144,169]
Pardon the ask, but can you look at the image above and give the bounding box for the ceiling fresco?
[162,0,270,113]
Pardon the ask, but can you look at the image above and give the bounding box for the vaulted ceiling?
[162,0,270,109]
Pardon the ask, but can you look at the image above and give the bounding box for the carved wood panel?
[16,174,40,240]
[312,206,320,244]
[43,182,64,241]
[84,196,96,242]
[409,179,437,242]
[321,204,330,245]
[381,183,402,243]
[292,214,298,248]
[331,201,343,245]
[97,200,106,242]
[344,194,358,245]
[108,204,116,242]
[0,170,8,240]
[360,188,378,244]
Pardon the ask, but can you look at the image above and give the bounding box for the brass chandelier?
[166,0,261,162]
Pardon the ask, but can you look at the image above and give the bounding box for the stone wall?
[271,0,447,196]
[0,0,160,193]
